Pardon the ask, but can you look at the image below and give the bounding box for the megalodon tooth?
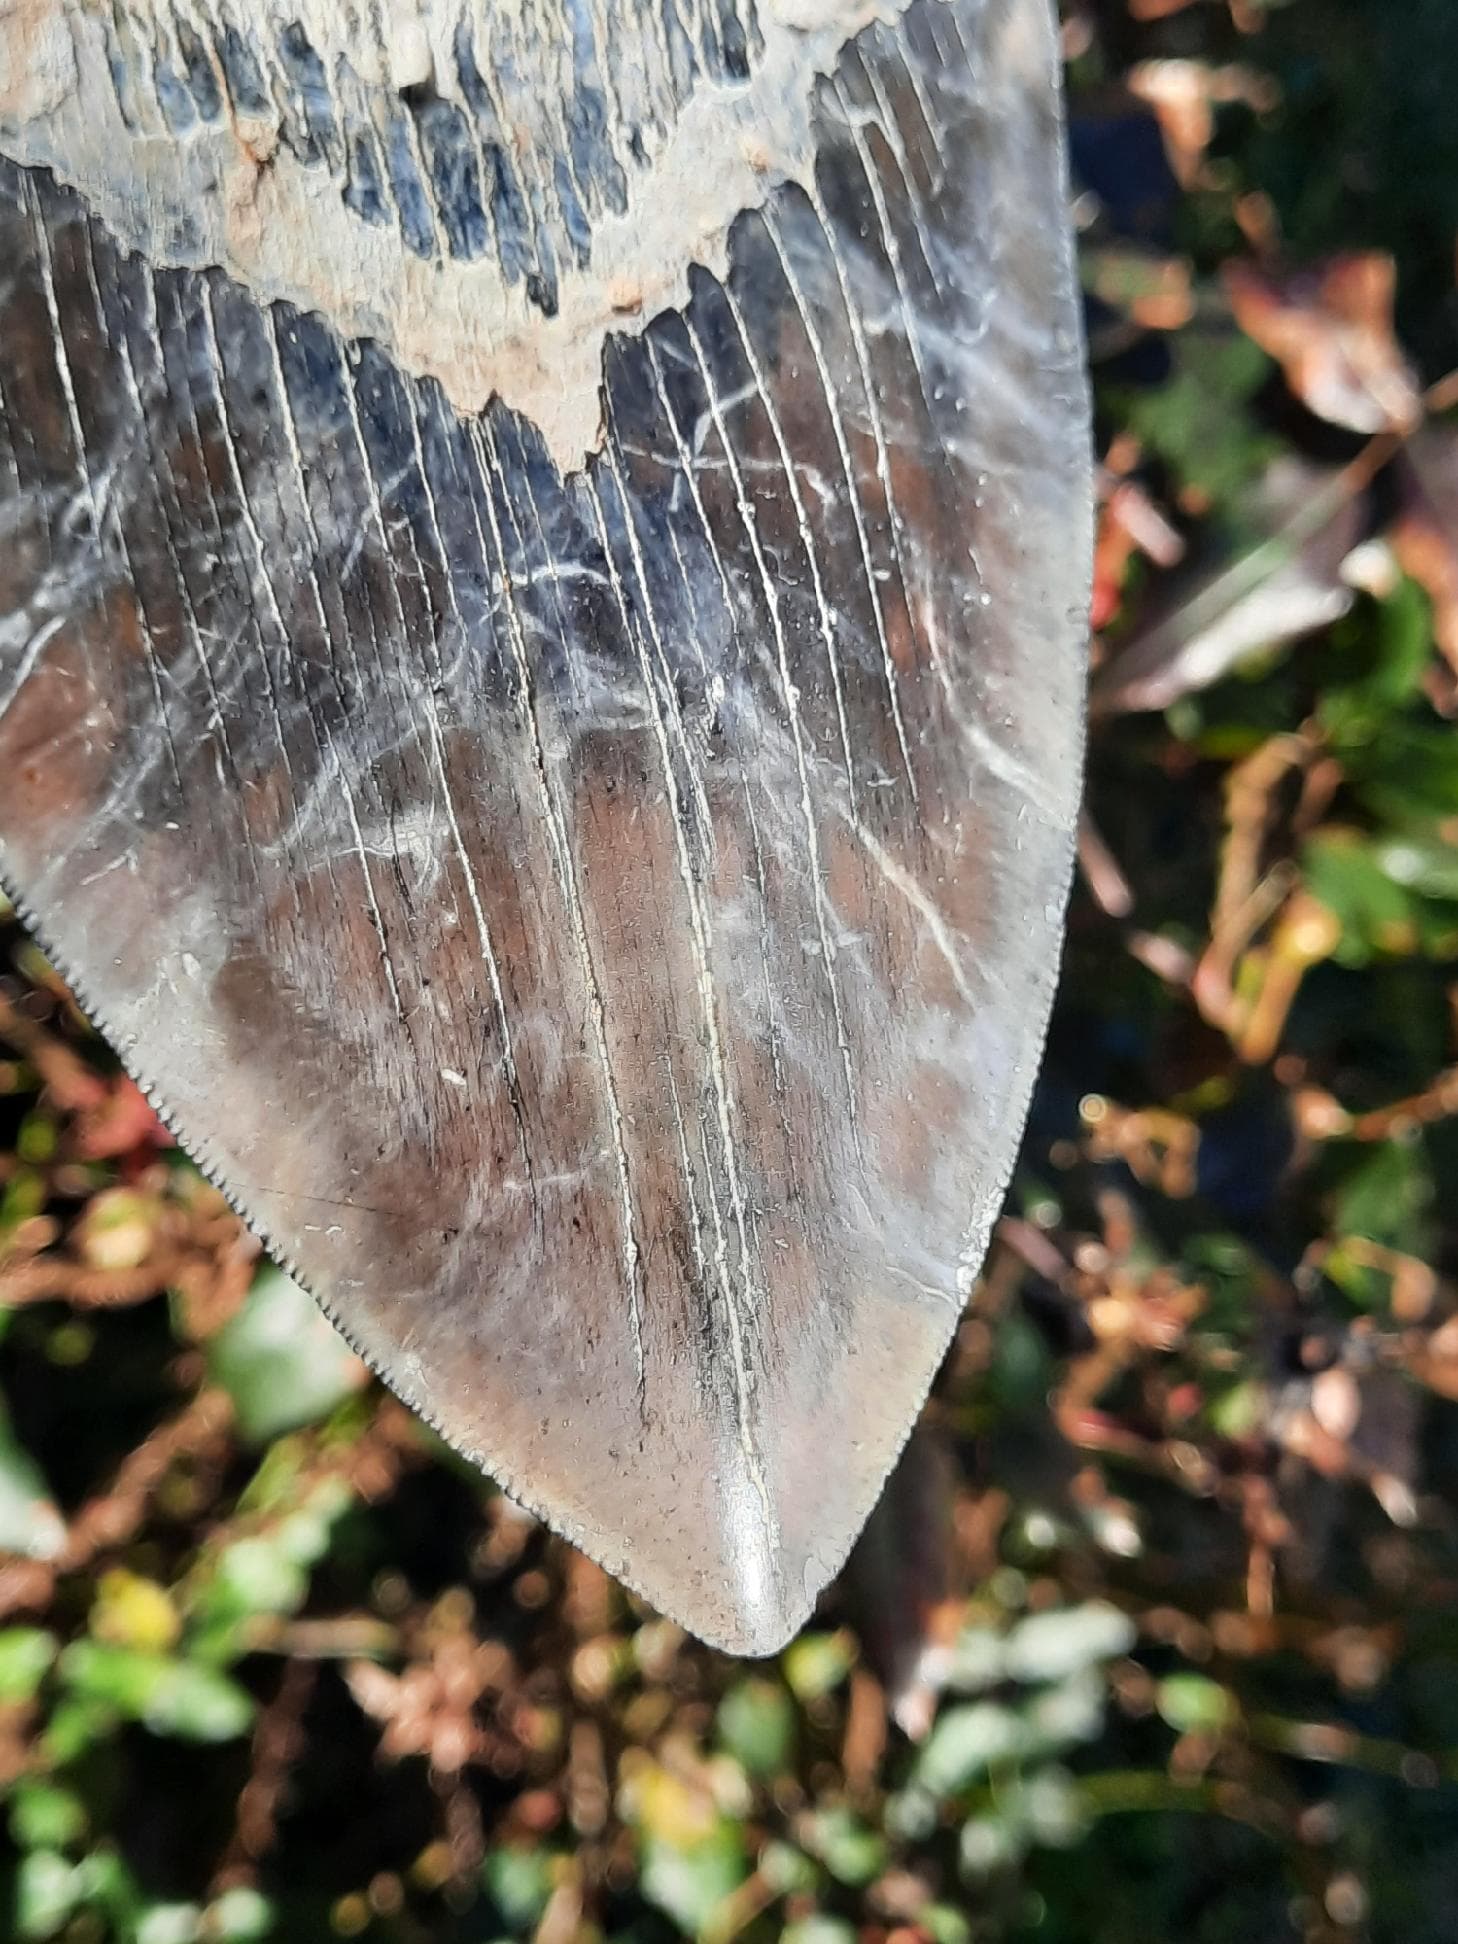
[0,0,1091,1652]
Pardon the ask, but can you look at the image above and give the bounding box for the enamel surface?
[0,0,1089,1652]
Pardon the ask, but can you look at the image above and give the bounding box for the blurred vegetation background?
[4,0,1458,1938]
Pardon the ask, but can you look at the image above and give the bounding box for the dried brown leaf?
[1130,60,1279,185]
[1225,255,1422,434]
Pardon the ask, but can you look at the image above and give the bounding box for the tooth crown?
[0,0,1089,1652]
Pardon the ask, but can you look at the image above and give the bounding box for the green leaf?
[188,1479,355,1663]
[136,1903,203,1944]
[916,1702,1027,1796]
[884,1785,939,1843]
[59,1640,166,1716]
[1342,722,1458,832]
[924,1903,974,1944]
[1003,1603,1136,1685]
[1319,580,1434,739]
[212,1536,308,1618]
[72,1847,145,1929]
[1331,1139,1434,1257]
[1023,1670,1108,1756]
[15,1850,80,1941]
[0,1168,47,1239]
[1156,1674,1240,1735]
[781,1631,854,1702]
[0,1627,57,1704]
[40,1695,118,1765]
[781,1923,856,1944]
[1023,1765,1093,1846]
[1124,330,1277,521]
[16,1111,57,1166]
[274,1479,354,1564]
[145,1662,256,1742]
[0,1395,65,1563]
[988,1308,1053,1412]
[1373,834,1458,903]
[1207,1379,1266,1439]
[803,1807,887,1887]
[206,1268,365,1443]
[758,1842,817,1896]
[716,1677,794,1779]
[203,1887,276,1942]
[959,1814,1027,1880]
[946,1626,1006,1693]
[59,1642,254,1743]
[640,1821,747,1935]
[8,1781,87,1853]
[1302,831,1458,966]
[482,1848,555,1930]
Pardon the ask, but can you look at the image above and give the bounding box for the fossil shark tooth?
[0,0,1091,1653]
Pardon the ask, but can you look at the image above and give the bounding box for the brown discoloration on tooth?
[0,0,77,123]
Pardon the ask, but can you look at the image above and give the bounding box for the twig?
[58,1388,235,1571]
[213,1657,319,1890]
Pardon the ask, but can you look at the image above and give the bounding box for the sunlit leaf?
[206,1268,367,1443]
[15,1852,80,1941]
[782,1632,855,1703]
[58,1642,255,1743]
[916,1702,1027,1796]
[640,1821,747,1935]
[1156,1674,1240,1735]
[90,1570,182,1655]
[716,1677,794,1780]
[204,1888,275,1942]
[1303,832,1458,967]
[8,1781,87,1853]
[0,1627,57,1704]
[1024,1671,1109,1755]
[804,1807,887,1887]
[481,1848,554,1930]
[0,1394,65,1562]
[135,1903,203,1944]
[1003,1604,1137,1685]
[781,1921,856,1944]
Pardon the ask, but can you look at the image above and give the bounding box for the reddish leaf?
[69,1076,174,1162]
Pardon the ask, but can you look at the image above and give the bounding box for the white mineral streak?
[0,0,910,470]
